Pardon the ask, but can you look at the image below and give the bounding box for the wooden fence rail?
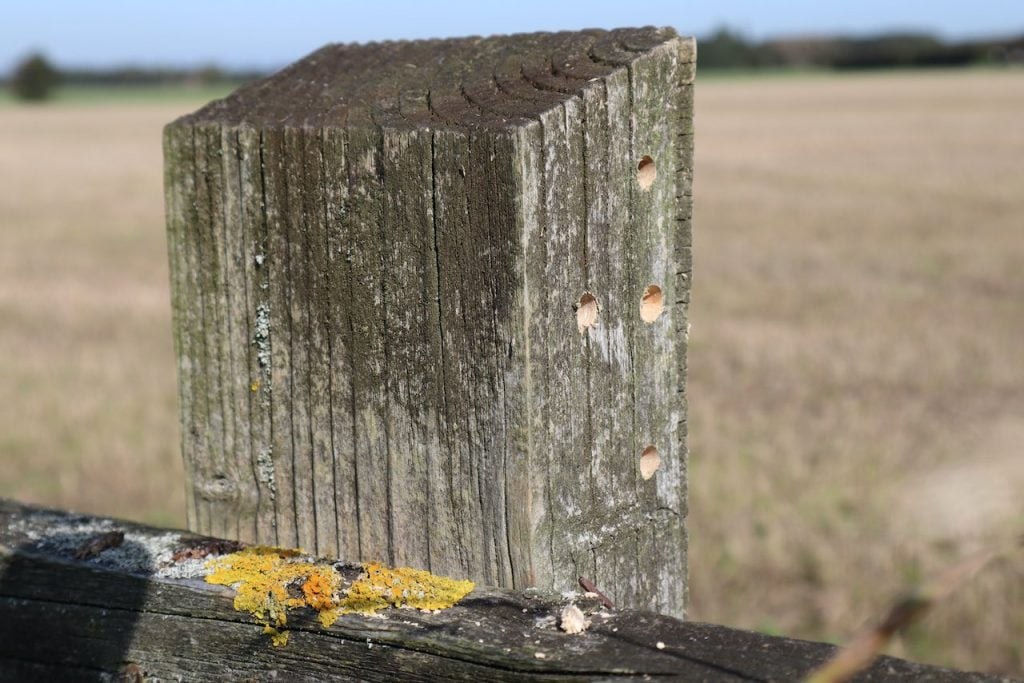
[0,500,998,681]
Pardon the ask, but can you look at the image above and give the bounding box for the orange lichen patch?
[205,546,339,647]
[205,548,475,646]
[302,572,336,610]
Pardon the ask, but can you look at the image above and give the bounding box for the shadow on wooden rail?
[0,499,997,681]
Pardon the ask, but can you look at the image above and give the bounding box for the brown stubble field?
[1,70,1022,673]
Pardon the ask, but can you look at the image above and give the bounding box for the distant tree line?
[698,27,1024,70]
[4,52,265,101]
[58,63,266,86]
[5,29,1024,102]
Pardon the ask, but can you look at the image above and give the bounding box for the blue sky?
[4,0,1023,71]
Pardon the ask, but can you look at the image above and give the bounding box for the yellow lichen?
[205,548,474,646]
[342,562,475,614]
[264,625,289,647]
[205,546,338,646]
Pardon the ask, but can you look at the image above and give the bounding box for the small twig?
[171,537,245,563]
[805,538,1020,683]
[578,576,615,609]
[73,530,124,560]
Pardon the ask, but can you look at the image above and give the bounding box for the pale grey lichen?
[8,515,230,580]
[533,613,557,630]
[254,303,271,370]
[256,447,277,497]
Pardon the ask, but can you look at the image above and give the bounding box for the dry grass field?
[1,70,1022,674]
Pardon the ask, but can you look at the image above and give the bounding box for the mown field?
[1,71,1021,674]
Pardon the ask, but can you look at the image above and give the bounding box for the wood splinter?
[578,576,616,609]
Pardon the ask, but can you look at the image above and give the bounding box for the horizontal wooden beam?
[0,499,992,681]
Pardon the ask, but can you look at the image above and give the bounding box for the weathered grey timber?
[1,501,1007,682]
[164,26,694,615]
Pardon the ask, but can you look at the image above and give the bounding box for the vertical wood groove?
[301,124,337,556]
[254,129,279,545]
[318,130,341,558]
[335,126,364,559]
[535,118,556,587]
[376,130,394,566]
[428,129,445,575]
[218,126,241,542]
[302,128,321,554]
[622,55,641,605]
[232,128,258,543]
[190,125,214,535]
[285,130,300,551]
[219,126,246,542]
[346,126,389,563]
[208,123,234,540]
[163,124,199,533]
[264,127,298,547]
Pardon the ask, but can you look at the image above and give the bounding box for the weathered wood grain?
[582,34,640,610]
[320,125,358,558]
[164,27,695,614]
[0,501,1002,682]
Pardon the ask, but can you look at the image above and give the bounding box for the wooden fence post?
[163,26,695,616]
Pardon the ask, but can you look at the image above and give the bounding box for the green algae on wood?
[204,547,475,646]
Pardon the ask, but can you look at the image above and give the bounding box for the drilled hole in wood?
[640,284,664,323]
[640,446,660,480]
[576,292,599,335]
[637,155,656,190]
